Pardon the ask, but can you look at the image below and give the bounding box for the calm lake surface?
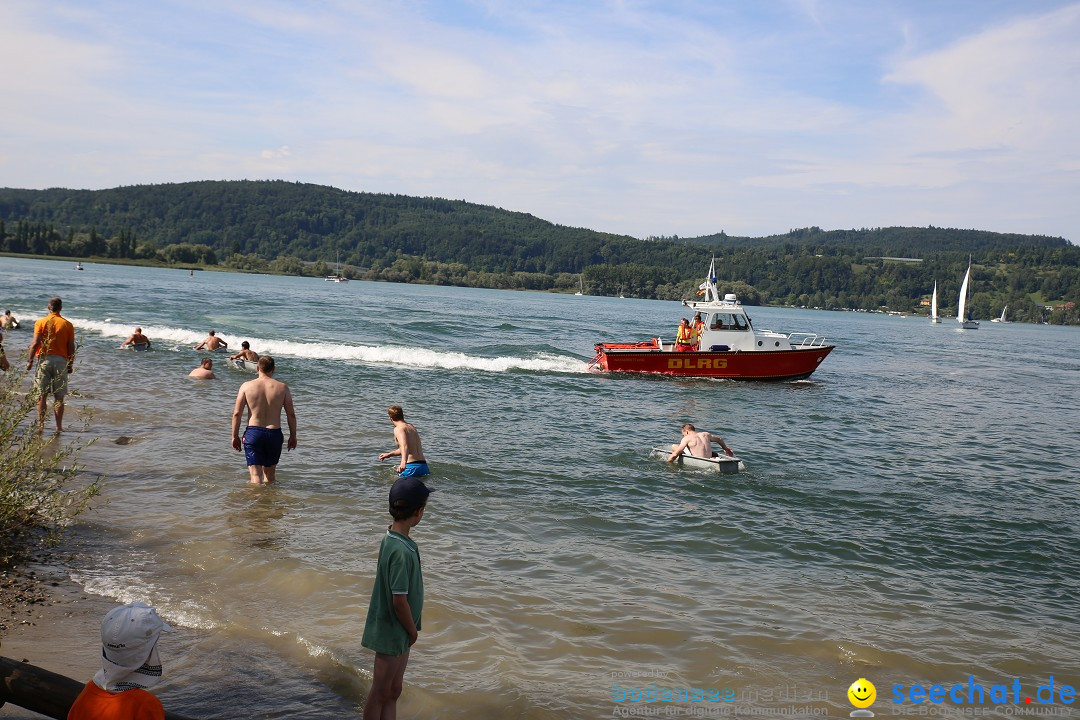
[2,257,1077,719]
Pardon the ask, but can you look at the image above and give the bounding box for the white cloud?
[1,1,1078,241]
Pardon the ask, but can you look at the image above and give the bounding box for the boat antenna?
[696,257,720,304]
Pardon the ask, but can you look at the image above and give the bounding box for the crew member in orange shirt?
[691,312,705,350]
[675,318,696,352]
[26,296,76,432]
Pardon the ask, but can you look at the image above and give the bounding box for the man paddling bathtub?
[667,423,734,462]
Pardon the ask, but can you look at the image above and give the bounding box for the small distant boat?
[958,260,979,329]
[575,276,584,296]
[651,447,743,474]
[930,282,941,323]
[326,254,349,282]
[75,262,84,271]
[990,306,1010,323]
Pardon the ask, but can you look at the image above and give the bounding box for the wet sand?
[0,567,116,719]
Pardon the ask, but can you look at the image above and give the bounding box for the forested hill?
[1,181,1078,323]
[671,225,1070,256]
[0,181,652,274]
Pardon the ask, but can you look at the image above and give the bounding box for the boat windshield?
[708,312,749,331]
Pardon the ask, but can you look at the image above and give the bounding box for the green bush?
[0,361,100,568]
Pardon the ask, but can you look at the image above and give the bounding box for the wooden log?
[0,656,198,719]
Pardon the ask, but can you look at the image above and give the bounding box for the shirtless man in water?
[378,405,429,477]
[188,357,216,379]
[194,329,228,351]
[231,355,297,484]
[667,423,734,462]
[120,327,151,349]
[228,341,258,362]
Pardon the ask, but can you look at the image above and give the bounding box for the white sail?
[931,282,939,322]
[957,264,971,323]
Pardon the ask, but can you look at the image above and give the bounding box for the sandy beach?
[0,566,116,719]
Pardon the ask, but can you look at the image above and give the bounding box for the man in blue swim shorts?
[244,425,284,468]
[231,356,297,484]
[378,405,429,478]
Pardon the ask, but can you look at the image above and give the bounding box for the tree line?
[0,181,1077,323]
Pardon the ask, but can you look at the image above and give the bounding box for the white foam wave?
[70,570,219,631]
[75,318,208,345]
[72,316,588,374]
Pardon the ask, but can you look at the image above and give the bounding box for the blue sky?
[2,0,1079,241]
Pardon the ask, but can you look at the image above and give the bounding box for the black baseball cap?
[389,477,434,508]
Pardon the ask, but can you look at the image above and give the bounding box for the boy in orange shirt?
[68,601,173,720]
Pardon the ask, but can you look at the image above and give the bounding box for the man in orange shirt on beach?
[26,296,76,432]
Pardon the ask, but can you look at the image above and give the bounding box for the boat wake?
[75,317,587,374]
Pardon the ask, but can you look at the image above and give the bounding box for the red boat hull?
[592,344,834,380]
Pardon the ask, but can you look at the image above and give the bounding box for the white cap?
[93,602,173,692]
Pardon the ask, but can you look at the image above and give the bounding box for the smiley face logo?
[848,678,876,709]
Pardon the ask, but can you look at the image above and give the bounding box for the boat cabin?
[661,293,802,353]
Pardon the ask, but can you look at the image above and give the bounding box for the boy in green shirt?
[361,476,434,720]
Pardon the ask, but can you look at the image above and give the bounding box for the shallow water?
[2,257,1077,719]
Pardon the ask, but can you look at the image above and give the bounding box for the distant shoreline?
[2,252,1072,324]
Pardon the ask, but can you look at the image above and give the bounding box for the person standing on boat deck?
[379,405,429,478]
[26,297,76,433]
[691,312,705,350]
[68,601,172,720]
[194,329,228,351]
[675,318,696,352]
[667,423,734,462]
[232,355,297,484]
[120,327,151,349]
[229,340,259,362]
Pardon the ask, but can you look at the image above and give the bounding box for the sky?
[2,0,1080,241]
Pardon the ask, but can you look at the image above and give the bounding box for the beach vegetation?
[0,363,100,569]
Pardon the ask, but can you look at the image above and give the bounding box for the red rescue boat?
[589,260,835,380]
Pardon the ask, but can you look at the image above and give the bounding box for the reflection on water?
[3,258,1077,719]
[224,485,289,551]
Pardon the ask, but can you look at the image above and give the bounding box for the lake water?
[2,257,1077,719]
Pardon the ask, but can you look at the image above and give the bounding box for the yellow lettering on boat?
[668,358,682,369]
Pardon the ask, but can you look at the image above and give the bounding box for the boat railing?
[786,332,828,348]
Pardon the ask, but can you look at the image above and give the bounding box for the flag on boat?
[698,258,718,296]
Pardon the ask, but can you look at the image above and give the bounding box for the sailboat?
[575,276,584,296]
[991,305,1009,323]
[957,260,979,329]
[325,253,349,282]
[930,282,940,323]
